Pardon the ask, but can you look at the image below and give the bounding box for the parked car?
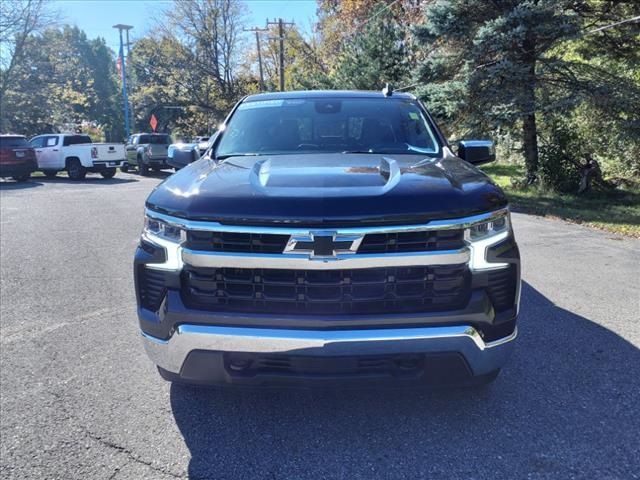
[135,90,521,388]
[192,136,210,155]
[0,135,37,181]
[167,142,200,171]
[124,133,173,175]
[167,133,218,171]
[29,133,125,180]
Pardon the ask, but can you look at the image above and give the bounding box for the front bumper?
[0,162,37,177]
[147,156,169,167]
[135,208,521,386]
[142,324,516,385]
[92,159,125,169]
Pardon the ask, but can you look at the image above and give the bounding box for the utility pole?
[113,24,133,138]
[124,28,135,133]
[244,26,268,91]
[266,18,294,91]
[278,19,284,92]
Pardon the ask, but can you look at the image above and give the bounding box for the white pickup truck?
[28,134,126,180]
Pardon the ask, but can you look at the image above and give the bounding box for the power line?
[396,14,640,94]
[586,15,640,34]
[354,0,401,32]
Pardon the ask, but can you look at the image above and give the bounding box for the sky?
[51,0,318,53]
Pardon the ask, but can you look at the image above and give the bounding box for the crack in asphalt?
[84,431,186,480]
[47,385,186,479]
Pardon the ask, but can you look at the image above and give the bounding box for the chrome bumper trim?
[93,160,125,166]
[181,247,470,270]
[142,325,517,376]
[145,207,510,235]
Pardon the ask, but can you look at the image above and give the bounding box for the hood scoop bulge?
[249,157,402,197]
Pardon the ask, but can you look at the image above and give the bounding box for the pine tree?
[413,0,640,183]
[331,12,411,91]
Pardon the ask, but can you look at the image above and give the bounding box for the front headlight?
[465,212,510,242]
[465,210,511,270]
[144,215,186,244]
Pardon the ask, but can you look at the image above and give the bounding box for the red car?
[0,135,38,181]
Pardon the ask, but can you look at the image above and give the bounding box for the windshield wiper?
[342,148,436,156]
[340,149,394,154]
[341,149,404,155]
[215,153,262,160]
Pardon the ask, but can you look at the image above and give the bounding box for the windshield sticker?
[239,100,284,110]
[409,112,420,120]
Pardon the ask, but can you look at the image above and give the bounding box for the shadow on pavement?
[34,175,140,185]
[122,169,173,180]
[0,178,44,190]
[170,282,640,478]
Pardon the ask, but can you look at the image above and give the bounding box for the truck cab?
[29,133,125,180]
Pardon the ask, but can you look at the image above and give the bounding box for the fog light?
[228,357,252,371]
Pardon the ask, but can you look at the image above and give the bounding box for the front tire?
[67,158,86,180]
[120,164,129,173]
[12,173,30,182]
[138,156,149,176]
[100,168,116,179]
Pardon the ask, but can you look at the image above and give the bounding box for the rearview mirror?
[457,140,495,165]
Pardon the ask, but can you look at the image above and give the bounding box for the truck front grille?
[357,229,464,253]
[186,229,464,254]
[187,231,290,253]
[181,265,470,315]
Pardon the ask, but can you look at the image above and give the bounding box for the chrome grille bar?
[181,247,470,270]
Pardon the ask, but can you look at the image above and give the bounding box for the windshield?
[216,97,440,158]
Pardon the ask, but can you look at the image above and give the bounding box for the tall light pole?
[113,24,133,138]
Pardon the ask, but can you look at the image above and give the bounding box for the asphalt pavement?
[1,172,639,480]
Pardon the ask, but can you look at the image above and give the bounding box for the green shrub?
[538,120,586,193]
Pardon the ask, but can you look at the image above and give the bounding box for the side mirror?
[207,130,221,161]
[457,140,495,165]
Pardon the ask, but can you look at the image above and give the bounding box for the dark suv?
[0,135,37,181]
[134,90,521,387]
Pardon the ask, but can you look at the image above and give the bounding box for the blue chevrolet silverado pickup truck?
[134,89,521,388]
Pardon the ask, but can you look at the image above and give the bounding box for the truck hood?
[146,149,507,226]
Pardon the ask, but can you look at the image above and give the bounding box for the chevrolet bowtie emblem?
[284,231,363,259]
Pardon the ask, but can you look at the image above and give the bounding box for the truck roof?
[243,90,416,102]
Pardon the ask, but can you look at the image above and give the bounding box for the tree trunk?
[521,34,538,184]
[522,111,539,184]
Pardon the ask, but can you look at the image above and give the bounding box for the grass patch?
[481,163,640,237]
[30,171,68,178]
